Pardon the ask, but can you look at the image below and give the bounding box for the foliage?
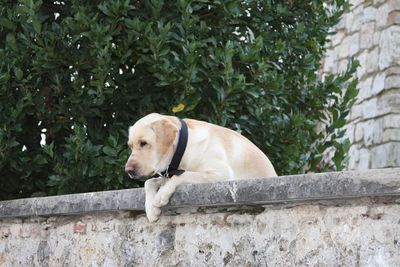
[0,0,358,200]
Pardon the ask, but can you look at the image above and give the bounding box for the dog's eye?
[139,141,147,148]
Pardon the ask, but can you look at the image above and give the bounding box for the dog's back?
[184,118,277,179]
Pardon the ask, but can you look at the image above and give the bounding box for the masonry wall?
[322,0,400,169]
[1,169,400,267]
[2,202,400,267]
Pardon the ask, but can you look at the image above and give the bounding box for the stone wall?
[1,169,400,266]
[322,0,400,169]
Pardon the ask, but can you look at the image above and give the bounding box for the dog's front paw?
[153,193,169,208]
[146,204,161,223]
[153,185,174,208]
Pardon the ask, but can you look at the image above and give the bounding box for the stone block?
[364,47,379,74]
[338,36,351,59]
[377,90,400,115]
[379,26,400,70]
[335,13,349,30]
[358,148,370,169]
[349,6,363,33]
[376,3,391,28]
[373,119,384,144]
[362,119,383,147]
[356,51,368,78]
[383,114,400,128]
[385,66,400,76]
[349,104,362,122]
[363,6,377,22]
[360,22,375,49]
[349,32,360,56]
[385,76,400,89]
[371,143,400,168]
[387,10,400,25]
[349,0,364,8]
[347,144,360,170]
[362,98,377,119]
[372,30,380,45]
[371,73,385,95]
[354,122,364,142]
[331,30,345,47]
[357,76,373,102]
[382,128,400,142]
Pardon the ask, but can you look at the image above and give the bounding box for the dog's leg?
[144,177,166,222]
[153,170,229,208]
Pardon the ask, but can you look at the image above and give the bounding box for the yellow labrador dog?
[125,113,277,222]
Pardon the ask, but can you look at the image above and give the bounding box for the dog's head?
[125,113,178,179]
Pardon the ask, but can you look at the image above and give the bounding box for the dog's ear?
[151,118,178,155]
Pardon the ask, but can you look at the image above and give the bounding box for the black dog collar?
[154,118,188,178]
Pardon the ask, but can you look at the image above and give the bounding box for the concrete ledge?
[1,168,400,218]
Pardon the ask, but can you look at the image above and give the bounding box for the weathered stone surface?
[371,73,385,95]
[348,144,361,170]
[0,188,145,218]
[1,169,400,266]
[383,128,400,142]
[377,90,400,115]
[357,76,373,102]
[384,114,400,128]
[387,10,400,25]
[371,144,400,168]
[360,22,375,49]
[1,196,400,266]
[1,169,400,219]
[376,2,391,28]
[385,76,400,90]
[358,148,370,169]
[363,6,377,22]
[379,26,400,70]
[349,103,362,122]
[362,98,377,119]
[364,47,380,74]
[361,118,383,147]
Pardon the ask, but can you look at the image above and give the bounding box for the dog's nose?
[125,164,136,179]
[125,164,134,173]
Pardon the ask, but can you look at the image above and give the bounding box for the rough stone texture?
[0,188,145,218]
[1,169,400,266]
[1,195,400,266]
[1,169,400,218]
[323,0,400,170]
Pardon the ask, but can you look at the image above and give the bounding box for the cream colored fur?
[125,113,277,222]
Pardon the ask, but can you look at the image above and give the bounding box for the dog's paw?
[146,205,161,223]
[153,193,170,208]
[153,186,173,208]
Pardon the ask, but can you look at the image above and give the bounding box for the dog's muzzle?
[127,171,136,179]
[125,165,138,179]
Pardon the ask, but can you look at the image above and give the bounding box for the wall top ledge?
[1,168,400,218]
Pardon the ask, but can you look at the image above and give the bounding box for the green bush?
[0,0,358,200]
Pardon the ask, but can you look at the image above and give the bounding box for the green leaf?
[0,17,14,30]
[103,146,116,157]
[6,33,17,50]
[14,68,23,80]
[32,16,41,33]
[98,3,113,17]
